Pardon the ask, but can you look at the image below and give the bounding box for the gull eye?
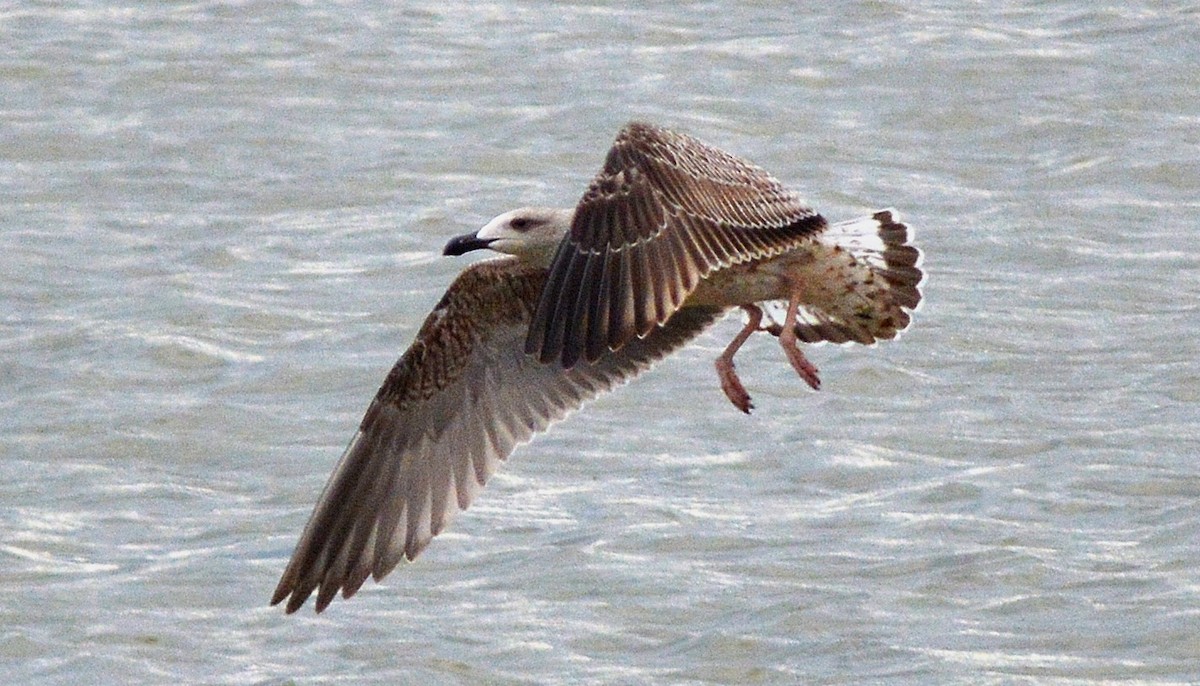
[510,217,532,231]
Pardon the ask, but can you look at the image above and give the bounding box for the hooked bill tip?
[443,233,496,256]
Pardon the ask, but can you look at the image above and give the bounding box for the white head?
[443,207,573,265]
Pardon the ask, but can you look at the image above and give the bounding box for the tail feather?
[773,210,924,345]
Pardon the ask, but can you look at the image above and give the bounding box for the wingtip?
[274,590,311,615]
[271,574,300,612]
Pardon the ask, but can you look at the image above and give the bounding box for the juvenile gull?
[271,121,923,613]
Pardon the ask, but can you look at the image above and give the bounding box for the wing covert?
[527,121,826,368]
[272,257,723,613]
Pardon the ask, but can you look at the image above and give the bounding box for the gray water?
[4,1,1199,684]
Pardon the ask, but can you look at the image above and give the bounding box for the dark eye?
[510,217,532,231]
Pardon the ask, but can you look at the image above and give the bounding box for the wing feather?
[272,257,724,613]
[527,122,825,368]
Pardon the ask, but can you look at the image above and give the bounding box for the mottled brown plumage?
[273,121,924,613]
[527,122,827,369]
[272,257,722,613]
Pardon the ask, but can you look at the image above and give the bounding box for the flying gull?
[271,121,924,613]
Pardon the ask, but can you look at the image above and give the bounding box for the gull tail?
[775,210,924,345]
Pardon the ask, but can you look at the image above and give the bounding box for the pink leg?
[715,305,763,414]
[779,296,821,390]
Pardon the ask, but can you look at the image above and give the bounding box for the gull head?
[443,207,573,265]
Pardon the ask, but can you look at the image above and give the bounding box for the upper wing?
[272,257,724,613]
[526,121,826,369]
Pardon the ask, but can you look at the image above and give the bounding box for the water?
[3,1,1199,683]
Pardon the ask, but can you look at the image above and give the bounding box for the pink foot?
[716,357,753,414]
[783,343,821,390]
[713,305,764,414]
[777,296,821,391]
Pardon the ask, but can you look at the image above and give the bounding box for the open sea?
[3,1,1199,683]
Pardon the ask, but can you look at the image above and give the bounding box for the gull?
[271,121,923,613]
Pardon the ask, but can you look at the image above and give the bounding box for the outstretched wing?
[272,257,724,613]
[526,121,826,369]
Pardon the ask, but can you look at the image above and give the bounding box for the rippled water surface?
[4,2,1199,684]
